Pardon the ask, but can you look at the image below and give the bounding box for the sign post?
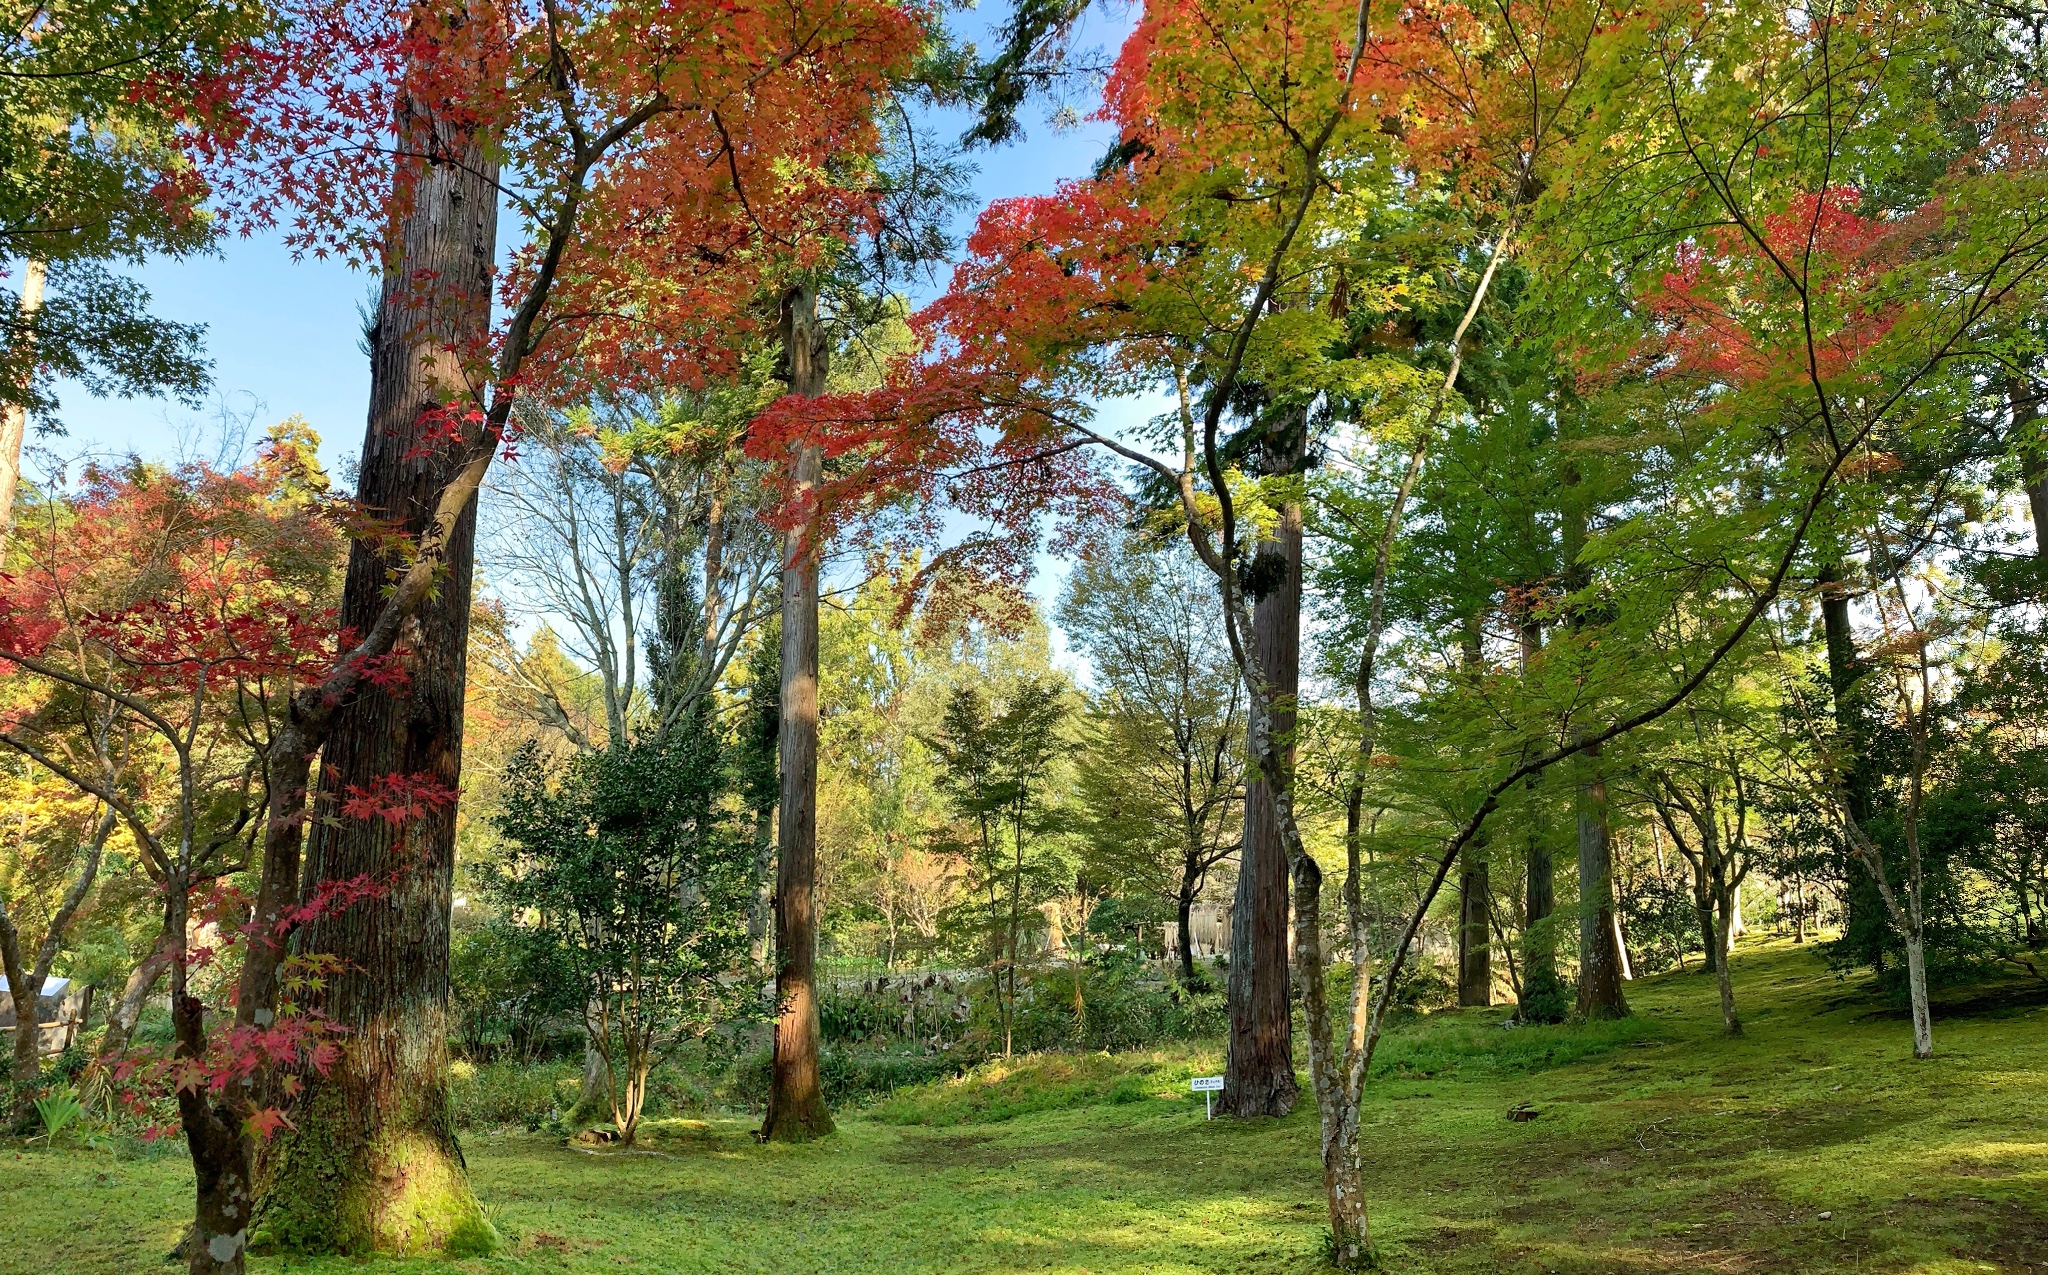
[1190,1074,1223,1120]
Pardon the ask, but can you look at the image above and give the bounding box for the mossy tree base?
[256,1083,495,1257]
[760,1096,835,1143]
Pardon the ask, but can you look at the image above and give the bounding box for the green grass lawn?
[9,941,2046,1274]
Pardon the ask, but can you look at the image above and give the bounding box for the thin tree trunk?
[747,806,775,968]
[0,258,47,537]
[1574,745,1628,1020]
[762,282,832,1142]
[99,940,172,1062]
[1224,419,1301,1118]
[1904,930,1933,1060]
[1005,802,1026,1056]
[260,94,498,1255]
[169,886,254,1275]
[1714,886,1741,1034]
[1694,881,1719,974]
[1176,869,1198,985]
[1288,855,1370,1266]
[1456,617,1489,1007]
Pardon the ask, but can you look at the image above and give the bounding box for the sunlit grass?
[10,940,2046,1273]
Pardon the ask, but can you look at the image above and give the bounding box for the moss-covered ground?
[8,941,2045,1273]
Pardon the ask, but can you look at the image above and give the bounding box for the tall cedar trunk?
[0,258,45,536]
[1517,617,1557,1016]
[1457,847,1490,1006]
[1521,777,1555,982]
[2026,453,2048,558]
[1562,476,1625,1020]
[1455,617,1489,1006]
[2009,376,2048,559]
[1224,459,1300,1119]
[762,283,833,1142]
[1006,801,1029,1054]
[258,98,497,1256]
[1819,563,1883,959]
[1574,744,1628,1019]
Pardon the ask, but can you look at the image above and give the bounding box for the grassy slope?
[8,941,2045,1274]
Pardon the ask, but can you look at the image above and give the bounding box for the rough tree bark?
[1223,408,1302,1119]
[1574,744,1628,1020]
[1456,617,1490,1007]
[258,96,499,1256]
[1514,614,1560,1020]
[168,884,257,1275]
[761,282,834,1142]
[1521,783,1555,980]
[1561,475,1626,1021]
[1457,844,1491,1007]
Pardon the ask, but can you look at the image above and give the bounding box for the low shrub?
[991,965,1225,1054]
[449,1059,581,1130]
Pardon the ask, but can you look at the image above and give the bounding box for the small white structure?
[0,976,92,1058]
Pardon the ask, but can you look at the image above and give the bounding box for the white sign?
[1191,1074,1224,1120]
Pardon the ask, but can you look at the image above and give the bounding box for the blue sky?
[52,6,1140,478]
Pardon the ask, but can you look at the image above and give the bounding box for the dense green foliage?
[482,734,757,1141]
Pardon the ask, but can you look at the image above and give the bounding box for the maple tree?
[0,429,355,1272]
[115,0,931,1254]
[745,0,2048,1259]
